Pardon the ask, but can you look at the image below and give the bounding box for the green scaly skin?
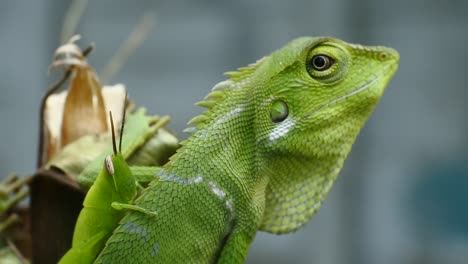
[94,37,399,263]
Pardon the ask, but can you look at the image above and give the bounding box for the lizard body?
[94,36,399,263]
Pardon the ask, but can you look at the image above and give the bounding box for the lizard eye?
[270,100,289,123]
[309,55,334,71]
[306,43,347,83]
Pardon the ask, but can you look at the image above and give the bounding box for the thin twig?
[0,176,31,198]
[100,13,156,85]
[1,174,18,185]
[6,238,29,264]
[0,214,19,233]
[60,0,89,43]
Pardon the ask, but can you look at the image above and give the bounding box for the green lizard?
[94,36,399,263]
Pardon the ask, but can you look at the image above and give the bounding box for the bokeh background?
[1,0,467,263]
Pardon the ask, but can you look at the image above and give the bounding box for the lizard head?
[251,37,399,233]
[183,37,398,234]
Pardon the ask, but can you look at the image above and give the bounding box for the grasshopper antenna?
[109,111,118,155]
[118,93,128,153]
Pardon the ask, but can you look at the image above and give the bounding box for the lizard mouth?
[304,64,396,119]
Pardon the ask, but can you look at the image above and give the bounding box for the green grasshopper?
[58,111,160,264]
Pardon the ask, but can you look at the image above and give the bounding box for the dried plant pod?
[50,35,108,148]
[60,66,108,147]
[38,43,94,167]
[50,35,87,70]
[43,36,129,164]
[43,84,127,165]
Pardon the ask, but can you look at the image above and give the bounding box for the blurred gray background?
[1,0,467,263]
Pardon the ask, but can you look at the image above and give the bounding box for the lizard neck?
[162,88,268,228]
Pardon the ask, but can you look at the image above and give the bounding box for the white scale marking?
[212,105,246,128]
[208,181,226,199]
[195,104,246,139]
[208,182,235,221]
[225,199,234,217]
[159,170,204,185]
[269,118,296,141]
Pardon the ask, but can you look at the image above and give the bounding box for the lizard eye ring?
[310,55,334,71]
[306,44,347,83]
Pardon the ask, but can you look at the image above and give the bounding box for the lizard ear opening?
[270,100,289,123]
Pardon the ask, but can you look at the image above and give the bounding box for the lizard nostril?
[379,52,388,61]
[377,48,399,62]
